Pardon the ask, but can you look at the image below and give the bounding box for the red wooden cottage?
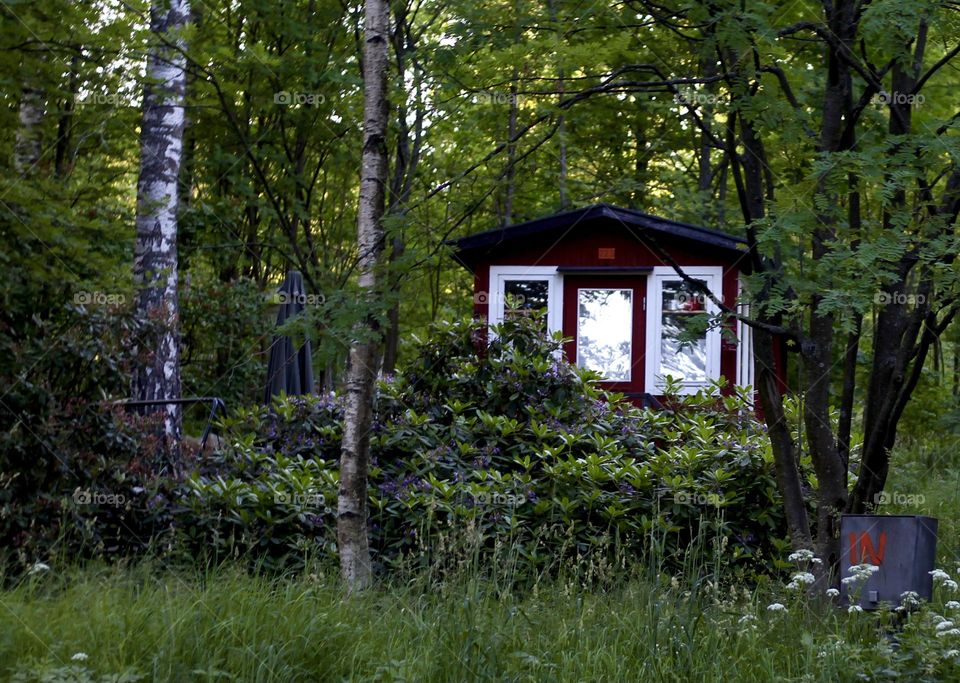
[449,204,757,405]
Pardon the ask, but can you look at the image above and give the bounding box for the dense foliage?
[0,306,176,568]
[3,313,791,578]
[184,315,789,576]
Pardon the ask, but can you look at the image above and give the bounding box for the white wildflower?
[945,650,960,659]
[788,549,815,563]
[937,621,956,631]
[843,564,879,587]
[900,591,920,604]
[937,629,960,638]
[787,571,816,590]
[946,601,960,610]
[70,653,88,662]
[767,602,787,612]
[738,614,757,624]
[931,569,952,583]
[945,580,959,592]
[848,605,863,614]
[826,588,840,598]
[28,562,50,575]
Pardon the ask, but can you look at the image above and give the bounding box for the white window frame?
[488,266,564,334]
[576,287,634,382]
[645,266,723,394]
[736,276,754,389]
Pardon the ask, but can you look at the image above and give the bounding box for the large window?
[576,288,632,380]
[645,266,722,393]
[488,266,563,334]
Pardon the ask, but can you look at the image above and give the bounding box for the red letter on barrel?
[849,531,887,565]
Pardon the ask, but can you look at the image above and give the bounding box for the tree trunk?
[802,0,857,571]
[14,85,45,175]
[547,0,569,210]
[132,0,190,473]
[382,3,424,375]
[725,76,812,551]
[381,235,404,375]
[501,71,519,226]
[848,56,921,512]
[338,0,389,592]
[755,326,812,549]
[54,54,79,180]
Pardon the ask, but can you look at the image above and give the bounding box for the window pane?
[503,280,549,330]
[660,279,708,382]
[577,288,632,381]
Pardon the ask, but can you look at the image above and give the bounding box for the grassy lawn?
[2,557,960,682]
[0,564,849,682]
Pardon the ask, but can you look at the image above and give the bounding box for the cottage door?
[561,275,647,396]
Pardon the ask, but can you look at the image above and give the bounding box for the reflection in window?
[503,279,549,330]
[577,288,632,381]
[660,279,708,382]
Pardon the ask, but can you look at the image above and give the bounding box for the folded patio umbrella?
[263,270,315,403]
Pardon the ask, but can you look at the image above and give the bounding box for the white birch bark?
[14,86,46,174]
[337,0,389,592]
[132,0,190,469]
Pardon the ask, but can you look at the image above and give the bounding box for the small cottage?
[450,204,764,405]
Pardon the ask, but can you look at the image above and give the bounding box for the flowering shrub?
[183,314,788,575]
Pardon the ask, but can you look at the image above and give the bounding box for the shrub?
[0,305,178,574]
[183,314,787,578]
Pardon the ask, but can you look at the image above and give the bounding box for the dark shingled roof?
[447,203,747,270]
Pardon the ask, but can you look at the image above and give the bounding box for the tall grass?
[0,561,862,683]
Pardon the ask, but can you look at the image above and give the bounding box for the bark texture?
[14,85,46,174]
[338,0,389,592]
[132,0,190,472]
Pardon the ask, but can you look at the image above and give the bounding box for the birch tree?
[337,0,389,591]
[13,84,45,175]
[132,0,190,470]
